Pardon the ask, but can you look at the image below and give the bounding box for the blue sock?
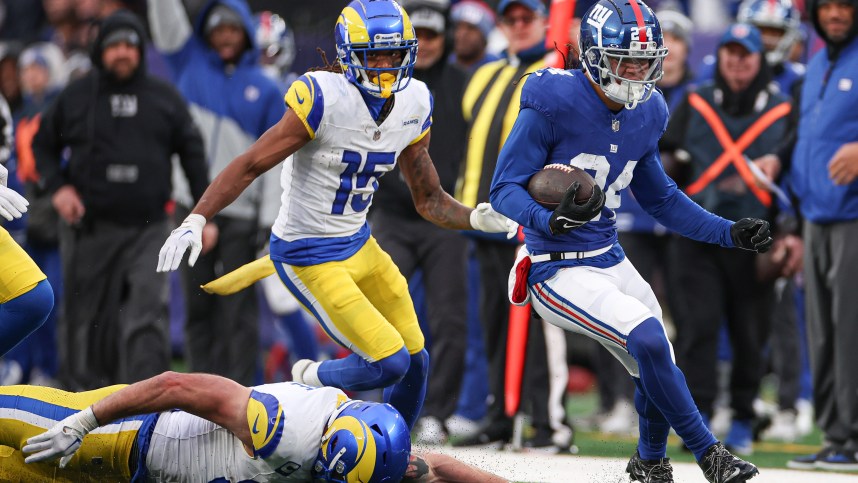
[276,311,318,361]
[632,377,672,460]
[317,347,411,391]
[383,349,428,430]
[627,318,717,461]
[0,280,53,356]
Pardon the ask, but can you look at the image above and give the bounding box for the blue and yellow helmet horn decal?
[335,0,418,98]
[313,401,411,483]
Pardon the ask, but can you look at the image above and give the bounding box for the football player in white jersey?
[4,371,508,482]
[156,0,511,434]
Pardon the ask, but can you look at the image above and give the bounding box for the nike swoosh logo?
[252,415,261,434]
[296,93,305,104]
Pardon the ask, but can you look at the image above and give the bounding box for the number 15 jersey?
[271,71,433,266]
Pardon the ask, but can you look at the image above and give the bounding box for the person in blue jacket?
[490,1,770,482]
[779,0,858,472]
[148,0,286,386]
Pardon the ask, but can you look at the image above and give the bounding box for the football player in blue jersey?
[157,0,511,437]
[490,1,769,482]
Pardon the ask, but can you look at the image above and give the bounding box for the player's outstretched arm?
[22,372,254,466]
[398,131,510,233]
[403,452,510,483]
[157,109,311,272]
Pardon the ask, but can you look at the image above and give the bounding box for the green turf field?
[565,389,825,470]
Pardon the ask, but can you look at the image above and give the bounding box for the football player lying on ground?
[490,1,769,482]
[2,371,508,482]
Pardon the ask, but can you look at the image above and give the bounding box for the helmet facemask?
[584,41,668,109]
[338,39,418,98]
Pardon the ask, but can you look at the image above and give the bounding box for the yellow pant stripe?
[275,237,424,361]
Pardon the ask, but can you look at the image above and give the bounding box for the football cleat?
[626,450,674,483]
[698,442,760,483]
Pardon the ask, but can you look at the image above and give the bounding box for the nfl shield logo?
[612,119,620,132]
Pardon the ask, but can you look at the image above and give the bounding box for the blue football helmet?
[579,0,668,109]
[255,11,296,76]
[335,0,418,98]
[313,401,411,483]
[737,0,801,66]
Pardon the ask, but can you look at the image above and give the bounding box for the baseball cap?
[101,28,141,49]
[450,0,495,39]
[497,0,547,17]
[719,23,763,53]
[409,7,446,34]
[205,4,244,35]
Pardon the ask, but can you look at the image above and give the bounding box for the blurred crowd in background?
[0,0,854,470]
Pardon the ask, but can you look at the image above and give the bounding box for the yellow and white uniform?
[0,382,349,482]
[0,226,46,303]
[269,71,432,361]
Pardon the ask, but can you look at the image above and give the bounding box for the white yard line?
[423,446,858,483]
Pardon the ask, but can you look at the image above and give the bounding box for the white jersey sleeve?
[271,72,432,262]
[144,383,349,482]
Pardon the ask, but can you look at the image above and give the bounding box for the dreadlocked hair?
[515,41,581,86]
[308,48,344,73]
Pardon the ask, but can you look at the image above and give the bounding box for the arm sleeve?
[489,107,555,236]
[32,94,68,194]
[284,75,324,139]
[147,0,194,66]
[631,147,735,247]
[171,94,209,204]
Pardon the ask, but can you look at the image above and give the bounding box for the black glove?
[548,183,605,235]
[730,218,774,253]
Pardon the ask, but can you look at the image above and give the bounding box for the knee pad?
[373,347,411,386]
[409,348,429,379]
[626,318,672,365]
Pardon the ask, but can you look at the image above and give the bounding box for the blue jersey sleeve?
[630,148,735,247]
[490,107,556,236]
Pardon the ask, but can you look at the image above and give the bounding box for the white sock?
[292,359,323,387]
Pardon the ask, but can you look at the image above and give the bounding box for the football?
[527,163,596,209]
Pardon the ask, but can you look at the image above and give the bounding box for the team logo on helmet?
[313,401,410,483]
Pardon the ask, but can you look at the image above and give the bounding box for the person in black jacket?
[369,0,471,445]
[660,23,790,456]
[32,10,208,390]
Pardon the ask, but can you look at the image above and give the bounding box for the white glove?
[157,213,206,272]
[506,217,520,240]
[469,202,514,233]
[0,184,28,221]
[0,162,28,221]
[22,406,99,467]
